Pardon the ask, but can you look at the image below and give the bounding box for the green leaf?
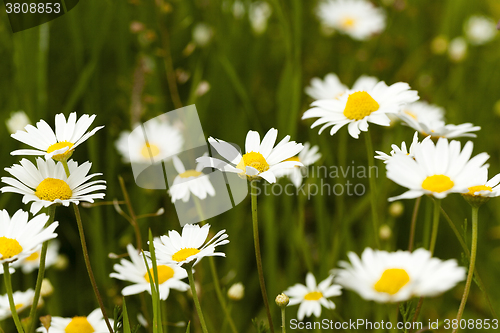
[122,298,132,333]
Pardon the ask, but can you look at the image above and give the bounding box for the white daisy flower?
[274,143,322,188]
[6,111,31,135]
[463,168,500,198]
[303,81,419,138]
[12,240,60,274]
[196,128,304,184]
[0,209,58,265]
[1,158,106,214]
[448,37,468,63]
[464,15,497,45]
[110,244,189,300]
[316,0,385,41]
[169,155,215,203]
[398,101,480,139]
[115,118,183,163]
[334,248,466,303]
[153,224,229,267]
[386,138,489,201]
[284,273,342,321]
[375,132,425,163]
[305,74,378,101]
[11,113,103,162]
[36,308,113,333]
[0,289,36,320]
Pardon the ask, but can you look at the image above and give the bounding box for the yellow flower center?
[0,237,23,260]
[15,303,24,311]
[172,248,201,262]
[140,143,161,159]
[374,268,410,295]
[35,178,73,202]
[466,185,492,196]
[421,175,454,193]
[304,291,323,301]
[340,17,355,28]
[236,152,270,174]
[25,251,40,262]
[179,170,203,178]
[65,317,95,333]
[343,91,380,121]
[144,265,175,284]
[46,141,74,162]
[284,156,301,168]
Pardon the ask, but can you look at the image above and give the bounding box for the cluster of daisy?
[282,248,465,320]
[0,113,108,331]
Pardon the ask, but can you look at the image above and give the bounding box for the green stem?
[281,307,286,333]
[186,264,209,333]
[453,206,479,333]
[3,263,24,333]
[193,198,239,333]
[408,197,421,252]
[27,205,56,333]
[364,132,381,248]
[429,199,441,255]
[73,204,114,333]
[440,207,498,320]
[61,160,113,333]
[251,182,275,333]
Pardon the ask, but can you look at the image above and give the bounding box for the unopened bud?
[388,201,404,217]
[227,282,245,301]
[275,293,289,308]
[54,254,68,270]
[41,279,54,297]
[379,224,392,240]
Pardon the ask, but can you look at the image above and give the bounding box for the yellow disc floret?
[179,170,203,178]
[25,251,40,262]
[373,268,410,295]
[47,141,74,162]
[340,17,355,29]
[236,152,270,174]
[304,291,323,301]
[466,185,492,196]
[65,317,95,333]
[35,178,73,202]
[141,143,161,159]
[172,248,201,262]
[421,175,454,193]
[343,91,380,121]
[0,237,23,260]
[144,265,175,284]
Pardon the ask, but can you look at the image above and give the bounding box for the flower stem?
[453,206,479,333]
[280,307,286,333]
[408,197,421,252]
[186,264,209,333]
[27,205,56,333]
[73,204,114,333]
[193,197,238,333]
[251,181,275,333]
[364,132,381,248]
[3,263,24,333]
[429,198,441,255]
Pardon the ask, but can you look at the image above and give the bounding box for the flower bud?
[227,282,245,301]
[275,293,289,308]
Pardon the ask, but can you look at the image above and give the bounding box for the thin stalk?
[429,199,441,255]
[118,176,142,251]
[412,198,441,328]
[62,160,113,333]
[408,197,421,252]
[251,182,275,333]
[364,132,381,248]
[3,263,24,333]
[27,205,56,333]
[453,206,479,333]
[74,204,114,333]
[280,307,286,333]
[440,207,498,320]
[193,197,238,333]
[186,264,209,333]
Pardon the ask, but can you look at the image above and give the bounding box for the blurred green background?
[1,0,500,332]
